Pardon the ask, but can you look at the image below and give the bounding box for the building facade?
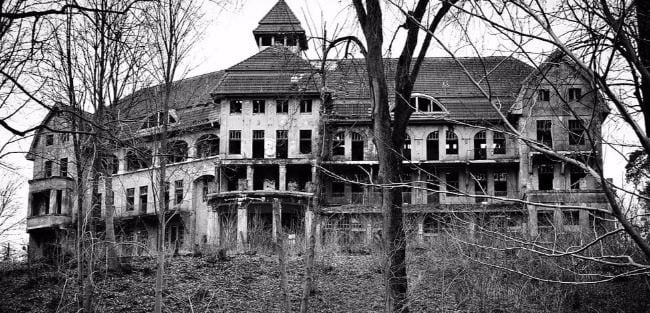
[25,0,610,258]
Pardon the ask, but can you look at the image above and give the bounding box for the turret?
[253,0,308,52]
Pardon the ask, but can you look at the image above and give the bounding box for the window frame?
[299,99,313,113]
[252,100,265,114]
[230,100,242,114]
[276,100,289,113]
[126,188,135,211]
[59,158,68,177]
[299,130,312,154]
[228,130,242,154]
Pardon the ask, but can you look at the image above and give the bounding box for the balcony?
[526,190,609,207]
[464,147,519,162]
[27,214,72,231]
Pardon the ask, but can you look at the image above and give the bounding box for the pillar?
[417,216,424,244]
[237,203,247,251]
[272,198,282,243]
[279,164,287,191]
[528,205,538,237]
[247,165,254,190]
[49,189,57,215]
[305,209,314,247]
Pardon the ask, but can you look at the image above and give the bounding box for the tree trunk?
[104,174,119,271]
[274,199,290,312]
[637,1,650,136]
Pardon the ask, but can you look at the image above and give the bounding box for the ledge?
[27,214,72,231]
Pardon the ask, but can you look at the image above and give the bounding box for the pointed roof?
[254,0,303,33]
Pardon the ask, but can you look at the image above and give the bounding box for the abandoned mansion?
[25,0,611,258]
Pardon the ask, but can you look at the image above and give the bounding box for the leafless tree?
[0,175,23,240]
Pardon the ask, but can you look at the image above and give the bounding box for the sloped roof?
[213,46,320,97]
[327,56,534,120]
[253,0,304,34]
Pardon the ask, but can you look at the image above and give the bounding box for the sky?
[0,0,636,249]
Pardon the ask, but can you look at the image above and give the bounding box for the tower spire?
[253,0,308,51]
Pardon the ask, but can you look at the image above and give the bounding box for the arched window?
[426,131,439,160]
[332,132,345,156]
[410,95,445,113]
[350,132,364,160]
[196,134,219,158]
[140,111,177,129]
[474,131,487,160]
[126,148,152,171]
[403,134,412,160]
[445,131,458,155]
[101,154,119,174]
[493,132,506,154]
[168,140,188,163]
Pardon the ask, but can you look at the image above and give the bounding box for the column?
[49,189,57,215]
[279,164,287,191]
[528,205,538,238]
[305,209,314,247]
[417,216,424,244]
[214,161,222,193]
[272,198,282,243]
[237,203,247,251]
[247,165,254,190]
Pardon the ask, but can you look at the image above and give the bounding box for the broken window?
[126,188,135,211]
[570,166,586,190]
[403,134,412,160]
[537,210,554,228]
[299,130,312,154]
[169,140,188,163]
[426,177,440,204]
[538,164,554,190]
[494,172,508,197]
[32,190,50,216]
[538,89,550,101]
[350,132,364,161]
[445,131,458,155]
[276,100,289,113]
[568,88,582,101]
[426,131,439,160]
[230,100,242,114]
[568,119,585,145]
[261,35,272,46]
[253,100,265,113]
[473,172,487,203]
[331,181,345,198]
[563,210,580,226]
[276,130,288,158]
[410,96,444,112]
[474,131,487,160]
[44,160,53,177]
[252,130,265,158]
[300,99,312,113]
[101,154,119,174]
[139,186,148,213]
[141,111,176,129]
[45,134,54,146]
[332,132,345,156]
[174,180,184,205]
[126,148,152,171]
[56,190,63,214]
[446,171,459,195]
[196,134,219,158]
[493,132,506,154]
[536,120,552,147]
[229,130,241,154]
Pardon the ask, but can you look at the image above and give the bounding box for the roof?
[253,0,304,34]
[327,56,534,120]
[212,46,320,97]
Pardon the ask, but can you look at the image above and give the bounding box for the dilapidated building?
[26,0,610,258]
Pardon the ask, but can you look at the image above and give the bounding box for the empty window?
[332,132,345,156]
[59,158,68,177]
[403,135,412,160]
[229,130,241,154]
[276,100,289,113]
[164,182,170,210]
[536,120,552,147]
[252,130,265,158]
[169,140,188,163]
[537,211,554,228]
[174,180,184,205]
[126,148,152,171]
[426,179,440,204]
[276,130,288,158]
[202,177,213,202]
[538,89,550,101]
[141,111,176,129]
[126,188,135,211]
[101,154,119,174]
[230,100,242,114]
[410,96,444,112]
[300,99,312,113]
[253,100,265,113]
[60,133,69,143]
[568,88,582,101]
[331,182,345,197]
[196,134,219,158]
[570,167,586,190]
[474,131,487,160]
[351,132,364,161]
[426,131,439,160]
[45,134,54,146]
[493,132,506,154]
[563,210,580,226]
[473,172,487,203]
[445,131,458,155]
[446,171,459,195]
[56,190,63,214]
[44,160,53,177]
[538,164,554,190]
[568,120,585,145]
[139,186,148,213]
[261,35,272,46]
[494,173,508,197]
[300,130,312,154]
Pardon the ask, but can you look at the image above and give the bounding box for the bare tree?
[0,175,23,239]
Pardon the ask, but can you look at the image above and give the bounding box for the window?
[276,130,288,158]
[126,148,152,171]
[261,35,272,46]
[426,131,439,160]
[45,134,54,146]
[252,130,265,158]
[536,120,552,147]
[493,132,506,154]
[403,135,412,160]
[299,130,312,154]
[538,89,550,101]
[276,100,289,113]
[538,164,554,190]
[494,173,508,197]
[102,154,119,174]
[44,160,53,177]
[445,131,458,155]
[60,133,69,143]
[56,190,63,214]
[164,182,170,210]
[331,182,345,197]
[332,132,345,156]
[568,120,585,145]
[446,171,459,195]
[139,186,148,213]
[474,131,487,160]
[230,100,242,114]
[410,96,444,112]
[59,158,68,177]
[31,190,50,216]
[473,172,487,203]
[229,130,241,154]
[167,223,185,247]
[126,188,135,211]
[426,177,440,204]
[351,132,364,161]
[174,180,183,205]
[568,88,582,101]
[300,99,312,113]
[537,210,554,228]
[169,140,188,163]
[286,36,296,46]
[253,100,265,113]
[196,134,219,158]
[570,167,586,190]
[563,210,580,226]
[202,177,212,202]
[141,111,176,129]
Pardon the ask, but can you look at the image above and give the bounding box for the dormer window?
[409,94,445,113]
[568,88,582,101]
[538,89,550,101]
[141,111,177,129]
